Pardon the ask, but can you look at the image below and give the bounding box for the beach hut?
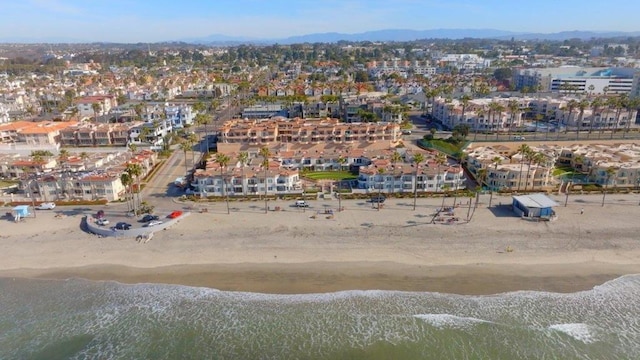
[511,194,558,219]
[12,205,32,222]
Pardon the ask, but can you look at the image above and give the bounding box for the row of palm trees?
[567,94,640,139]
[475,144,548,203]
[120,163,144,214]
[200,146,456,215]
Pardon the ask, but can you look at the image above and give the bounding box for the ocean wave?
[548,323,596,343]
[413,314,493,329]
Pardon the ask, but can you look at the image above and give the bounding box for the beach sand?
[2,194,640,295]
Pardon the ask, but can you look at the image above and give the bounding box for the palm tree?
[390,151,402,194]
[179,140,193,175]
[530,152,546,191]
[491,102,505,141]
[473,106,486,141]
[460,94,471,127]
[412,153,424,210]
[610,95,626,139]
[507,99,520,137]
[523,149,538,192]
[187,132,199,165]
[259,146,271,213]
[125,163,143,212]
[589,97,604,136]
[214,153,231,214]
[516,144,531,192]
[602,166,618,207]
[376,167,386,211]
[120,172,133,212]
[237,151,249,197]
[488,156,502,207]
[624,97,640,138]
[79,151,89,169]
[195,113,211,153]
[576,99,589,139]
[128,143,137,154]
[57,148,70,163]
[435,152,447,192]
[91,102,102,122]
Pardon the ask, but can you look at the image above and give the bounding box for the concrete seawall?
[84,212,191,238]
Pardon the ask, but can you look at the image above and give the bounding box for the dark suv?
[114,222,132,230]
[370,196,386,203]
[140,214,160,223]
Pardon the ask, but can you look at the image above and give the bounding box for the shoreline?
[2,194,640,295]
[2,261,638,295]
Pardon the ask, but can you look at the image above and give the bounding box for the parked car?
[294,200,309,208]
[513,136,526,140]
[96,218,110,226]
[370,196,386,203]
[140,214,160,223]
[401,130,412,135]
[144,220,163,227]
[167,210,183,219]
[113,222,132,230]
[35,202,56,210]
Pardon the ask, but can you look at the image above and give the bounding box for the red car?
[167,210,183,219]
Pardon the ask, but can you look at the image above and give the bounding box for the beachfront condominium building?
[432,97,524,132]
[217,117,400,149]
[357,159,466,193]
[556,143,640,188]
[464,145,557,191]
[435,96,639,133]
[513,67,639,95]
[28,171,126,202]
[191,165,302,197]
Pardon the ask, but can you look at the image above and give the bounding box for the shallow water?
[1,275,639,359]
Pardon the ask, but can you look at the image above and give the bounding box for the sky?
[1,0,639,43]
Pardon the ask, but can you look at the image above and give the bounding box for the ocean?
[1,275,639,360]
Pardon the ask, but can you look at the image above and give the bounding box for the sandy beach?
[2,193,640,294]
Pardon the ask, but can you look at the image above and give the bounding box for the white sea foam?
[548,323,595,343]
[413,314,492,329]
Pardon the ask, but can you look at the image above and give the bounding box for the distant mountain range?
[179,29,640,45]
[3,29,640,44]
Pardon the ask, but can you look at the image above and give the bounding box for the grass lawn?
[302,171,357,181]
[0,180,19,188]
[552,166,579,177]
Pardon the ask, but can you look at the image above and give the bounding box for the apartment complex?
[357,157,466,193]
[513,67,639,94]
[12,150,158,202]
[59,122,132,147]
[217,117,400,150]
[465,142,640,191]
[433,95,639,132]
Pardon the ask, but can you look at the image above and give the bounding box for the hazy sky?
[1,0,639,42]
